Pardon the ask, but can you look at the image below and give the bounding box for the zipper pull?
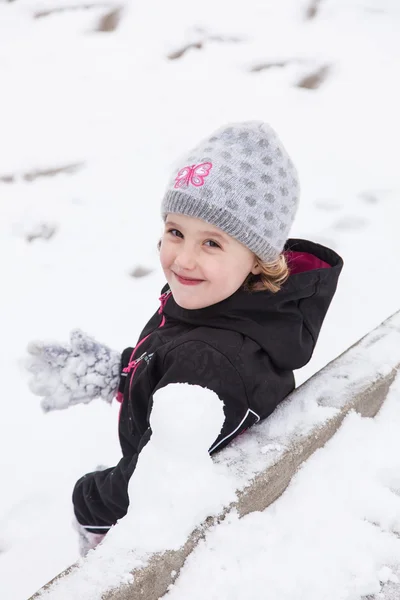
[158,289,172,314]
[122,352,147,374]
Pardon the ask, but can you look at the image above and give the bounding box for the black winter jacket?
[73,239,343,533]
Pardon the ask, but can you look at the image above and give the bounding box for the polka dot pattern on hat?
[161,121,300,262]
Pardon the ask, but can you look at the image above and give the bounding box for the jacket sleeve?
[72,430,151,534]
[72,346,142,534]
[72,340,256,533]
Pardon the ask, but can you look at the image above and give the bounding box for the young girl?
[26,121,343,555]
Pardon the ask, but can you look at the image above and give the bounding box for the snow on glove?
[72,516,107,558]
[25,329,121,412]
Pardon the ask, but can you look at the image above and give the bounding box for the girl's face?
[160,213,261,310]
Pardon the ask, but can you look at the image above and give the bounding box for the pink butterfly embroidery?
[174,162,212,189]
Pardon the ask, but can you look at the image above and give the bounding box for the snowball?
[149,382,225,455]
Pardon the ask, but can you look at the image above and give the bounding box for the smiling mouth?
[172,272,204,284]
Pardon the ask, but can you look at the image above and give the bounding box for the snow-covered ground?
[0,0,399,598]
[166,373,400,600]
[33,383,239,600]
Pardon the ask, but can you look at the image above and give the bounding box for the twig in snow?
[167,42,204,60]
[296,65,330,89]
[34,3,110,19]
[168,33,242,60]
[250,60,294,73]
[96,6,123,32]
[0,163,84,184]
[306,0,323,20]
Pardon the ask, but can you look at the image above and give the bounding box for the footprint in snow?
[331,216,369,232]
[359,192,380,204]
[314,199,343,211]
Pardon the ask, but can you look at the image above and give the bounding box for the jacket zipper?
[118,289,171,404]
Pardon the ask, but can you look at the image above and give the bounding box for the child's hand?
[24,329,121,412]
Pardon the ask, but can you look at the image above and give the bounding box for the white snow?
[36,383,236,600]
[113,383,235,553]
[0,0,400,598]
[165,373,400,600]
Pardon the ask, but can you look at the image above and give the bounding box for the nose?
[174,244,197,271]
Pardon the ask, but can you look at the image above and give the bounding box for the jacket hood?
[162,239,344,370]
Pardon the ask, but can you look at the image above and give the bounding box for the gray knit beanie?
[161,121,300,262]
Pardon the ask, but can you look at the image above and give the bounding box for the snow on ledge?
[214,310,400,487]
[30,311,400,600]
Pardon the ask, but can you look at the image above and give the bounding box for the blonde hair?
[243,253,290,293]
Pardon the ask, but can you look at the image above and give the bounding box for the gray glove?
[25,329,121,412]
[72,516,107,557]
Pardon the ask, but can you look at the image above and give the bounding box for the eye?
[204,240,221,249]
[167,228,183,238]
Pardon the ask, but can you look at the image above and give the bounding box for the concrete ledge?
[29,310,400,600]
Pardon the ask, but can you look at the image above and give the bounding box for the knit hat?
[161,121,300,263]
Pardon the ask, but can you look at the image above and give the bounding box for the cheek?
[213,255,251,289]
[159,240,174,270]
